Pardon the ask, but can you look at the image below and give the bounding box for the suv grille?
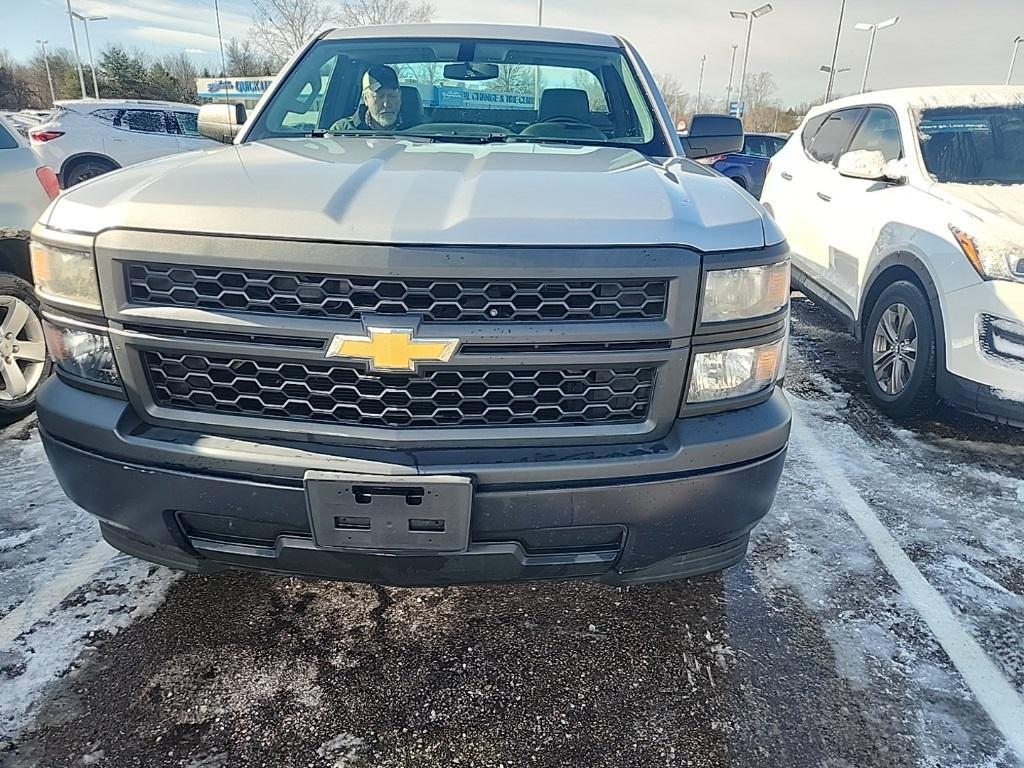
[143,351,656,429]
[126,264,668,323]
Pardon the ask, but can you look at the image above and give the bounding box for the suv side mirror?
[680,115,743,160]
[198,103,247,144]
[837,150,905,183]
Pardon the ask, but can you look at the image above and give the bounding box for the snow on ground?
[0,419,179,739]
[1,301,1023,766]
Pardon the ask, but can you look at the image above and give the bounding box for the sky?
[5,0,1024,105]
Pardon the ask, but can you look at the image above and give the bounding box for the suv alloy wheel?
[862,280,939,419]
[0,275,51,425]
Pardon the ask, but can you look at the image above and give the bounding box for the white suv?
[29,99,215,188]
[762,86,1024,426]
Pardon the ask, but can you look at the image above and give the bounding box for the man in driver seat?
[331,64,408,132]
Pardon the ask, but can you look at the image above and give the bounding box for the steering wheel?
[535,115,591,128]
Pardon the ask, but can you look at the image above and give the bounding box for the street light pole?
[72,12,107,99]
[821,65,851,101]
[696,54,706,112]
[65,0,87,99]
[825,0,847,102]
[1008,35,1024,85]
[36,40,56,107]
[725,44,738,111]
[538,0,544,25]
[730,5,773,120]
[855,17,898,94]
[213,0,228,78]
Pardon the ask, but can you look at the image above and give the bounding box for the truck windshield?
[246,37,666,153]
[918,105,1024,184]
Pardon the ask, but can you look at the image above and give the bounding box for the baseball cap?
[362,64,400,93]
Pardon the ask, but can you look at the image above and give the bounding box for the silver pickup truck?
[31,23,791,586]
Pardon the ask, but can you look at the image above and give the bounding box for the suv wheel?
[0,274,51,425]
[65,157,115,187]
[862,280,938,419]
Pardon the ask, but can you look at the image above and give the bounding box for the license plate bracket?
[305,471,472,553]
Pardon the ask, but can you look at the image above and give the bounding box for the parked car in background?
[0,114,58,424]
[762,85,1024,426]
[701,132,788,198]
[29,99,216,188]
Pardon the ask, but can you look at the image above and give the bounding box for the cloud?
[184,48,207,54]
[128,25,225,51]
[75,0,249,38]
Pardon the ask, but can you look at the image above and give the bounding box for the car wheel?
[0,274,51,426]
[65,157,116,187]
[730,176,748,189]
[862,280,939,419]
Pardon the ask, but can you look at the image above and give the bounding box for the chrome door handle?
[817,192,832,202]
[781,172,793,181]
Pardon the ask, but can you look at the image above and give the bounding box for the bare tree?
[741,71,780,131]
[494,63,533,95]
[226,38,274,77]
[571,70,608,111]
[654,72,689,126]
[0,50,38,110]
[337,0,434,27]
[250,0,337,65]
[160,51,201,104]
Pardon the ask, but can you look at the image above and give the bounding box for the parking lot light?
[35,40,56,107]
[730,4,773,120]
[1009,35,1024,85]
[64,0,87,99]
[70,12,107,99]
[855,16,899,93]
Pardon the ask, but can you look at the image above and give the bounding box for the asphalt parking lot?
[2,296,1023,768]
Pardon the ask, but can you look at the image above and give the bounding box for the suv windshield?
[918,105,1024,184]
[247,37,666,153]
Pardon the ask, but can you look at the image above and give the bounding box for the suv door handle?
[781,172,793,181]
[816,192,832,202]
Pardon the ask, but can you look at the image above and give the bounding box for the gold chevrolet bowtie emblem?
[326,327,459,372]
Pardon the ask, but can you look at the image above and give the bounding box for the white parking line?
[791,413,1024,761]
[0,539,115,649]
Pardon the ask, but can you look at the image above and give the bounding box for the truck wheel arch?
[0,233,31,282]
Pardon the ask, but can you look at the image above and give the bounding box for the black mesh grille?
[143,351,656,428]
[125,264,668,323]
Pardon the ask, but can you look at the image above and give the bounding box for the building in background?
[195,77,274,111]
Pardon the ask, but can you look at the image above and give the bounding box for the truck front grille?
[143,351,656,429]
[126,264,668,323]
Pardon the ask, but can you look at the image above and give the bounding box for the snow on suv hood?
[43,138,767,252]
[935,183,1024,230]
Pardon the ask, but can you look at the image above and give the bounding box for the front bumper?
[940,279,1024,426]
[38,377,791,586]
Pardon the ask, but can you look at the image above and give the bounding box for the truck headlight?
[687,339,784,403]
[701,261,790,323]
[42,320,121,387]
[29,241,101,310]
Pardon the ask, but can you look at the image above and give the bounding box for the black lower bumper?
[938,371,1024,428]
[37,377,791,586]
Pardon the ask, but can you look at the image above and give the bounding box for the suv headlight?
[687,339,784,404]
[951,226,1023,283]
[29,241,101,310]
[701,261,790,323]
[42,319,121,387]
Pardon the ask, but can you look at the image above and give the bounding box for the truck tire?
[65,157,116,187]
[861,280,939,419]
[0,273,51,426]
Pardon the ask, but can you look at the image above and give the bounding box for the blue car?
[690,132,788,199]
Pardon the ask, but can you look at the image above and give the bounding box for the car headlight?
[687,339,784,404]
[29,241,101,310]
[951,226,1023,283]
[42,319,121,387]
[701,261,790,323]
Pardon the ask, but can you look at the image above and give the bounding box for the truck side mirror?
[198,103,247,144]
[680,115,744,160]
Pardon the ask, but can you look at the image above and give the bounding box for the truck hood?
[44,138,767,251]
